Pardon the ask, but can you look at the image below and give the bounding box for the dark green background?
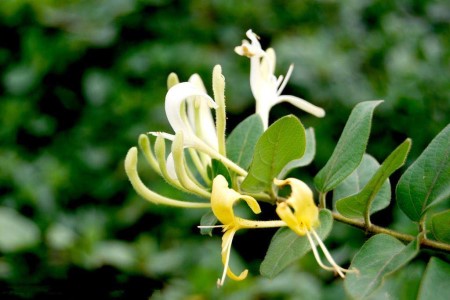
[1,0,448,299]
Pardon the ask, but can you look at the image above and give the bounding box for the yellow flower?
[203,175,284,287]
[274,178,355,278]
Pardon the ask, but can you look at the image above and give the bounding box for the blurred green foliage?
[0,0,448,298]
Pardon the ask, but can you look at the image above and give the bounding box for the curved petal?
[277,95,326,118]
[220,229,248,286]
[165,82,218,137]
[274,178,319,233]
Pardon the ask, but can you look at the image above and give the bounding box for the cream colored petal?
[165,82,218,138]
[276,95,326,118]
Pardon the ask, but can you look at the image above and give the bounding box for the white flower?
[235,29,325,129]
[154,81,218,148]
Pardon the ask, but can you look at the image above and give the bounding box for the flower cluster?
[125,30,353,287]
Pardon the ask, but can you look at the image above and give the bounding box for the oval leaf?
[226,114,264,170]
[345,234,419,300]
[333,154,390,206]
[278,127,316,179]
[430,210,450,244]
[314,100,383,193]
[397,124,450,222]
[241,115,306,193]
[336,139,411,220]
[260,209,333,278]
[417,258,450,300]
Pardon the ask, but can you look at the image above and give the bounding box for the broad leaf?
[344,234,419,300]
[278,127,316,179]
[417,258,450,300]
[314,100,383,193]
[430,210,450,244]
[336,139,411,219]
[333,153,390,206]
[0,207,40,252]
[260,209,333,278]
[226,114,264,170]
[397,124,450,222]
[241,115,306,193]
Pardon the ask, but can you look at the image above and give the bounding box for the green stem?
[332,212,450,253]
[319,192,327,209]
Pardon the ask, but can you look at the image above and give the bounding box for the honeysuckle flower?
[152,71,247,178]
[200,175,285,287]
[274,178,355,278]
[152,81,219,149]
[235,29,325,129]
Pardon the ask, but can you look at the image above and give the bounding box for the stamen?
[277,64,294,95]
[305,230,338,273]
[311,229,355,277]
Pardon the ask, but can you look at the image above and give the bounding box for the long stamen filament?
[277,64,294,95]
[311,229,355,277]
[305,230,340,274]
[194,138,247,176]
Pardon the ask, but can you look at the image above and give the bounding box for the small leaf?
[430,210,450,243]
[226,114,264,170]
[314,100,383,193]
[209,159,231,184]
[260,209,333,278]
[397,124,450,222]
[417,258,450,300]
[344,234,420,300]
[333,154,390,205]
[241,115,306,193]
[336,139,411,219]
[278,127,316,179]
[199,211,217,236]
[0,207,40,252]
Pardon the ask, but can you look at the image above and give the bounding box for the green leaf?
[241,115,306,193]
[199,210,217,236]
[226,114,264,170]
[344,234,420,300]
[430,210,450,243]
[0,207,40,252]
[209,159,231,184]
[336,139,411,220]
[260,209,333,278]
[333,154,390,205]
[417,258,450,300]
[314,100,383,193]
[278,127,316,179]
[397,124,450,222]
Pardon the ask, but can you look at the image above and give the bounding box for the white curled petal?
[165,82,218,136]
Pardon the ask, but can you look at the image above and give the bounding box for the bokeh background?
[1,0,449,299]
